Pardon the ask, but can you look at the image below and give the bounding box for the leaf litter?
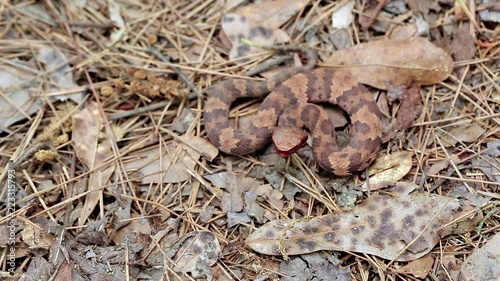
[0,0,499,280]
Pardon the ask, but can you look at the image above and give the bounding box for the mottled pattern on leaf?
[247,183,461,261]
[171,231,221,279]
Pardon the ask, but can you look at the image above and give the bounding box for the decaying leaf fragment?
[325,37,453,90]
[362,151,413,191]
[246,182,465,261]
[169,231,221,279]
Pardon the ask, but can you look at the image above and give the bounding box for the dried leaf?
[220,170,260,213]
[486,139,500,157]
[382,87,423,142]
[479,6,500,23]
[18,257,51,281]
[171,231,221,279]
[441,122,486,147]
[172,108,195,133]
[471,156,500,186]
[252,183,285,210]
[427,154,460,176]
[204,171,228,188]
[362,151,413,191]
[447,185,492,208]
[406,0,441,15]
[123,142,198,184]
[325,37,454,90]
[180,135,218,161]
[222,0,311,60]
[279,253,350,281]
[113,213,152,244]
[331,1,355,29]
[450,24,476,62]
[0,66,42,132]
[396,253,434,278]
[247,182,462,261]
[53,261,85,281]
[72,102,115,225]
[245,191,265,222]
[458,232,500,281]
[37,47,84,103]
[21,224,55,249]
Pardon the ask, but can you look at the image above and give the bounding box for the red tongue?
[272,125,308,157]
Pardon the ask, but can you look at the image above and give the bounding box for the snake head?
[272,125,308,157]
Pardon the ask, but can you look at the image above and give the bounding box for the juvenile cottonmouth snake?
[204,47,383,176]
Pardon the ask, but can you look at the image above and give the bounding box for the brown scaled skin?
[204,68,383,176]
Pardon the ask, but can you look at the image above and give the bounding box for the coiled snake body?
[204,49,383,176]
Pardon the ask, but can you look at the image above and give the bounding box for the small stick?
[362,0,388,30]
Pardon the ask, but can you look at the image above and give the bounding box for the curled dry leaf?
[325,37,453,90]
[362,151,413,191]
[247,182,463,261]
[171,231,221,279]
[389,23,418,40]
[221,0,311,60]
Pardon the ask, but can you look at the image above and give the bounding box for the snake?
[204,47,383,176]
